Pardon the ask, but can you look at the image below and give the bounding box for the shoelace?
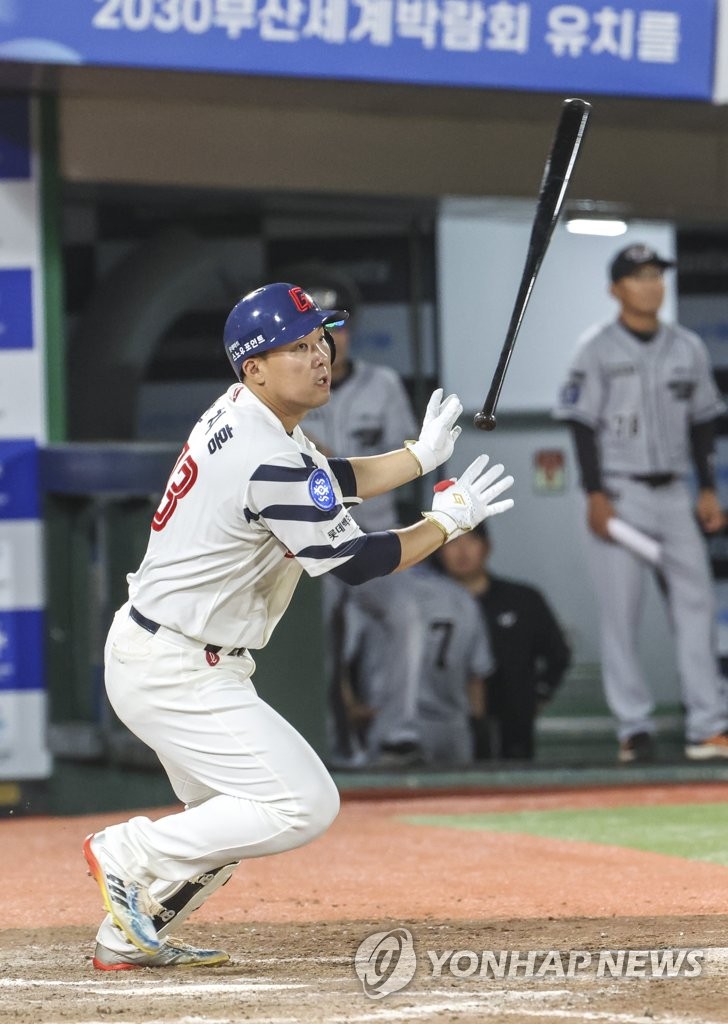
[136,886,166,919]
[164,937,196,952]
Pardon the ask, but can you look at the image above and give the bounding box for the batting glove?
[405,388,463,476]
[422,454,515,542]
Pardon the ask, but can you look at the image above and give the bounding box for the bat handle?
[474,343,512,430]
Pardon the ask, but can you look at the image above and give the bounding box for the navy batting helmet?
[224,282,348,380]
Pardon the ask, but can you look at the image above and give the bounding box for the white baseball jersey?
[554,320,725,475]
[302,361,417,531]
[128,384,366,650]
[414,570,494,721]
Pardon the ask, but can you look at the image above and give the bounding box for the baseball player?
[410,564,494,766]
[554,243,728,764]
[274,262,425,767]
[438,523,571,761]
[82,281,515,969]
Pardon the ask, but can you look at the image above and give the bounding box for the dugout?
[5,19,728,805]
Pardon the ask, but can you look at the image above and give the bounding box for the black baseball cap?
[610,244,675,283]
[274,262,360,318]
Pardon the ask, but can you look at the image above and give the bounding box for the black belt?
[129,606,247,658]
[629,473,677,488]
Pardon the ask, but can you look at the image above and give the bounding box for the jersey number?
[152,443,199,532]
[430,620,454,669]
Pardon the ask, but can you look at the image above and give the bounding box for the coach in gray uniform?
[555,243,728,764]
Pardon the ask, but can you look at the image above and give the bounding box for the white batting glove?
[422,454,515,542]
[405,388,463,476]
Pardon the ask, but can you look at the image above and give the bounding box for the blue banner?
[0,269,34,351]
[0,609,44,692]
[0,96,30,181]
[0,441,40,520]
[0,0,717,100]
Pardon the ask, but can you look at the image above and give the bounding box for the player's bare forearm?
[391,518,447,571]
[468,675,486,719]
[587,490,615,539]
[349,448,422,500]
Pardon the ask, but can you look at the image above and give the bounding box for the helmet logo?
[289,286,314,312]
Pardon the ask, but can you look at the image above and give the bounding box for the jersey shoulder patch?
[308,468,336,511]
[560,370,586,406]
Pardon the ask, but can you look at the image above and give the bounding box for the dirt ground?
[3,783,728,1024]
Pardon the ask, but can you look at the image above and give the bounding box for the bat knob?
[474,412,497,431]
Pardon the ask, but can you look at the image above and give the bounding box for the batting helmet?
[223,282,348,380]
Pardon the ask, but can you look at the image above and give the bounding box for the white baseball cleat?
[93,936,230,971]
[83,832,162,955]
[685,733,728,760]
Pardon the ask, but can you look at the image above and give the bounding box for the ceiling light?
[566,219,628,237]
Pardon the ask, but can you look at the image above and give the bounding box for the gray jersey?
[553,320,725,475]
[414,570,494,721]
[302,361,417,531]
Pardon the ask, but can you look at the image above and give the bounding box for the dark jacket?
[473,575,571,759]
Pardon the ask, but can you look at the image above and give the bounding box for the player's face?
[250,327,332,424]
[611,265,665,317]
[439,532,489,582]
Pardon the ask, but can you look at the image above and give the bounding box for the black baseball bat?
[474,97,592,431]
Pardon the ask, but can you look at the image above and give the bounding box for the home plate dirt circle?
[3,783,728,1023]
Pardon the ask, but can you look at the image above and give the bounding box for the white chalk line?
[5,950,728,1024]
[458,1011,715,1024]
[327,1002,561,1023]
[327,994,721,1024]
[18,1003,718,1024]
[250,955,351,965]
[0,978,306,996]
[42,1019,296,1024]
[6,1016,710,1024]
[3,978,716,1024]
[12,1004,724,1024]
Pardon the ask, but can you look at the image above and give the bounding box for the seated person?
[411,563,493,767]
[438,523,571,761]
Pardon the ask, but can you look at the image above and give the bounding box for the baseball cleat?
[83,832,162,955]
[93,936,230,971]
[685,733,728,760]
[374,741,425,768]
[617,731,654,765]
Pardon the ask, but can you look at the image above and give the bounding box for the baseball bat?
[474,97,592,431]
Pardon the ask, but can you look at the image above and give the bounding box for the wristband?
[421,511,453,545]
[403,441,424,477]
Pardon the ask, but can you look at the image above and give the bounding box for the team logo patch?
[560,371,585,407]
[309,468,336,511]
